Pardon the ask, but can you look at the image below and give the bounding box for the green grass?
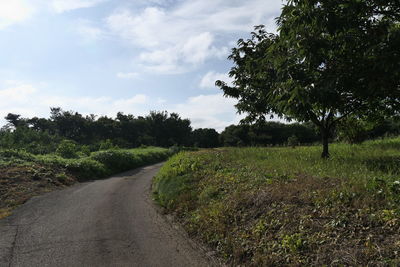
[1,146,173,181]
[153,137,400,266]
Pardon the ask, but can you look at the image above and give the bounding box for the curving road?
[0,163,212,267]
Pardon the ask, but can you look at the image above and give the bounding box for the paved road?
[0,163,212,267]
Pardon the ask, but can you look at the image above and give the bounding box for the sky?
[0,0,283,131]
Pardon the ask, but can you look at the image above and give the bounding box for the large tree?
[217,0,400,158]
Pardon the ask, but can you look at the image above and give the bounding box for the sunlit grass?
[153,137,400,265]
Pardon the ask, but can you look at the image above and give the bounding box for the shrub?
[65,158,108,181]
[0,149,35,161]
[99,139,116,150]
[91,150,143,172]
[56,140,79,158]
[80,145,91,156]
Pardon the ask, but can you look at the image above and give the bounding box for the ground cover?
[153,138,400,266]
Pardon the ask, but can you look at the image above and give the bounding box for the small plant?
[281,233,305,253]
[55,173,68,183]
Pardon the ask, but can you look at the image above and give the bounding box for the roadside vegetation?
[0,146,172,219]
[154,137,400,266]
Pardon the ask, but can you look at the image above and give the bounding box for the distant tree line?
[220,122,319,147]
[220,119,400,147]
[1,108,399,155]
[1,109,199,154]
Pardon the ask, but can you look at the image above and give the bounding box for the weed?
[281,233,306,253]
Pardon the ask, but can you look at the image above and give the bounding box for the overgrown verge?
[0,147,172,218]
[153,138,400,266]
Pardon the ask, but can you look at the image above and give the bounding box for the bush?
[0,149,35,161]
[91,148,171,174]
[56,140,79,158]
[80,145,91,156]
[65,158,108,181]
[2,147,171,182]
[99,139,116,150]
[91,150,143,173]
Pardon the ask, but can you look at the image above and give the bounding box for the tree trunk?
[321,128,330,159]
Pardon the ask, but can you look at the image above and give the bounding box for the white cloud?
[106,0,281,73]
[0,81,150,126]
[157,97,166,104]
[113,94,147,106]
[0,0,35,29]
[116,72,139,79]
[51,0,107,13]
[0,81,37,103]
[172,93,243,131]
[75,19,104,42]
[137,32,228,74]
[39,93,148,116]
[200,71,233,89]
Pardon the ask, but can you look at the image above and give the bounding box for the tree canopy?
[1,109,197,152]
[217,0,400,158]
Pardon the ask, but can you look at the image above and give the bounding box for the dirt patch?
[0,164,76,213]
[232,176,400,266]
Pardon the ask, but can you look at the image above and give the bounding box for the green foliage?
[92,150,143,173]
[80,145,91,156]
[0,127,60,154]
[56,140,79,158]
[281,233,306,253]
[337,117,374,144]
[154,137,400,265]
[98,139,116,150]
[217,1,400,158]
[153,152,199,209]
[1,147,171,182]
[0,149,35,161]
[55,173,68,183]
[191,128,220,148]
[337,117,400,144]
[65,158,108,181]
[0,109,199,154]
[220,122,319,147]
[287,135,299,148]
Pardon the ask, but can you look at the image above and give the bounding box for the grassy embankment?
[0,147,172,218]
[153,138,400,266]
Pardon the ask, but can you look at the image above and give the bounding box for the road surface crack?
[8,225,19,267]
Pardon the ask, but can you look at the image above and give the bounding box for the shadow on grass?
[364,156,400,174]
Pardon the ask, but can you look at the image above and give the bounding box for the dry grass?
[0,208,12,219]
[0,164,76,216]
